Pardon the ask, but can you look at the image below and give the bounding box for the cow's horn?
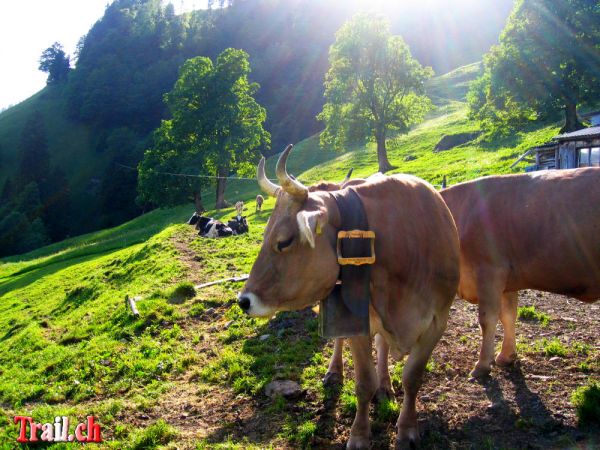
[257,157,280,197]
[342,168,354,184]
[276,144,308,201]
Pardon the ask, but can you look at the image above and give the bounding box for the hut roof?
[555,126,600,141]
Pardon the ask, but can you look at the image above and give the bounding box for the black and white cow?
[187,213,233,238]
[227,215,249,235]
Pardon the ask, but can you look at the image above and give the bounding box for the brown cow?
[440,168,600,378]
[238,145,460,448]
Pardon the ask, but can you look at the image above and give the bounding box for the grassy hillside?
[2,66,593,449]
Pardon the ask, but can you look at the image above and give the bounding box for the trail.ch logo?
[14,416,102,443]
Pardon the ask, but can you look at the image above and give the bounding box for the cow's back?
[355,174,460,301]
[442,168,600,301]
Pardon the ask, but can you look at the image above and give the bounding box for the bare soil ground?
[133,289,598,449]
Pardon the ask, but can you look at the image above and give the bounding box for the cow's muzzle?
[237,292,273,317]
[238,294,251,312]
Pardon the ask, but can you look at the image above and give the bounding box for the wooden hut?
[513,126,600,171]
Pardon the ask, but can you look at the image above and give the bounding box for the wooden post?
[125,295,140,317]
[195,275,249,290]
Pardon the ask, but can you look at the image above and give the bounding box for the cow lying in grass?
[227,215,249,235]
[187,213,233,238]
[238,145,459,449]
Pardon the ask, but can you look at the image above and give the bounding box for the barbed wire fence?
[115,162,449,209]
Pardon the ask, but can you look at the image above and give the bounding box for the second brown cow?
[441,168,600,378]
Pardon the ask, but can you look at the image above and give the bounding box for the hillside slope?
[1,67,596,449]
[0,0,516,247]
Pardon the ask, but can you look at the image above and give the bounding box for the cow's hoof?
[495,353,517,367]
[469,363,491,380]
[374,386,395,403]
[346,435,370,450]
[396,426,420,449]
[323,371,343,387]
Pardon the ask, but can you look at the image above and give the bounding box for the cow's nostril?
[238,295,251,312]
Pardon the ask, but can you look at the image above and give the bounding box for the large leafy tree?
[39,42,71,84]
[318,12,433,173]
[469,0,600,134]
[138,48,269,210]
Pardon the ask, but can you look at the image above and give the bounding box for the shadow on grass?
[200,308,329,447]
[0,249,117,297]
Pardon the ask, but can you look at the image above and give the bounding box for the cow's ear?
[296,209,327,249]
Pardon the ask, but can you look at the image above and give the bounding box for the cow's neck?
[318,192,342,230]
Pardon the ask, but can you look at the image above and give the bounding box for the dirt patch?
[171,231,205,284]
[180,291,597,448]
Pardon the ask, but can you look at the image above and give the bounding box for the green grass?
[128,419,177,449]
[340,379,358,416]
[165,281,196,304]
[375,397,400,423]
[517,305,550,327]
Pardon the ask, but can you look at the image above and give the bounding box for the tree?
[468,0,600,134]
[138,120,210,212]
[17,112,50,189]
[39,42,71,84]
[318,13,433,173]
[138,48,269,210]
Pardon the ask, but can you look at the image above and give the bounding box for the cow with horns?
[238,145,460,448]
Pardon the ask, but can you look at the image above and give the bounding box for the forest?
[0,0,514,257]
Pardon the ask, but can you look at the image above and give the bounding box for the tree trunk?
[376,131,395,173]
[193,192,204,214]
[215,165,228,210]
[560,102,584,133]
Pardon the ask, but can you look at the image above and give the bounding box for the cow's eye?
[276,236,294,252]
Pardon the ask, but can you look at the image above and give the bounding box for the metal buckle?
[336,230,376,266]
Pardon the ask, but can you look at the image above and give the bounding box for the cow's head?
[238,145,341,317]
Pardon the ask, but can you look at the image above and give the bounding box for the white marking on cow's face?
[239,292,275,318]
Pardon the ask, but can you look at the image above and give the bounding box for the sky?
[0,0,205,111]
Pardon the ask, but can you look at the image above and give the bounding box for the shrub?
[571,381,600,424]
[167,281,196,304]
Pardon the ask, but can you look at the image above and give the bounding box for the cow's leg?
[323,338,344,386]
[374,333,393,402]
[496,291,518,367]
[396,317,445,447]
[472,277,503,378]
[347,335,377,450]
